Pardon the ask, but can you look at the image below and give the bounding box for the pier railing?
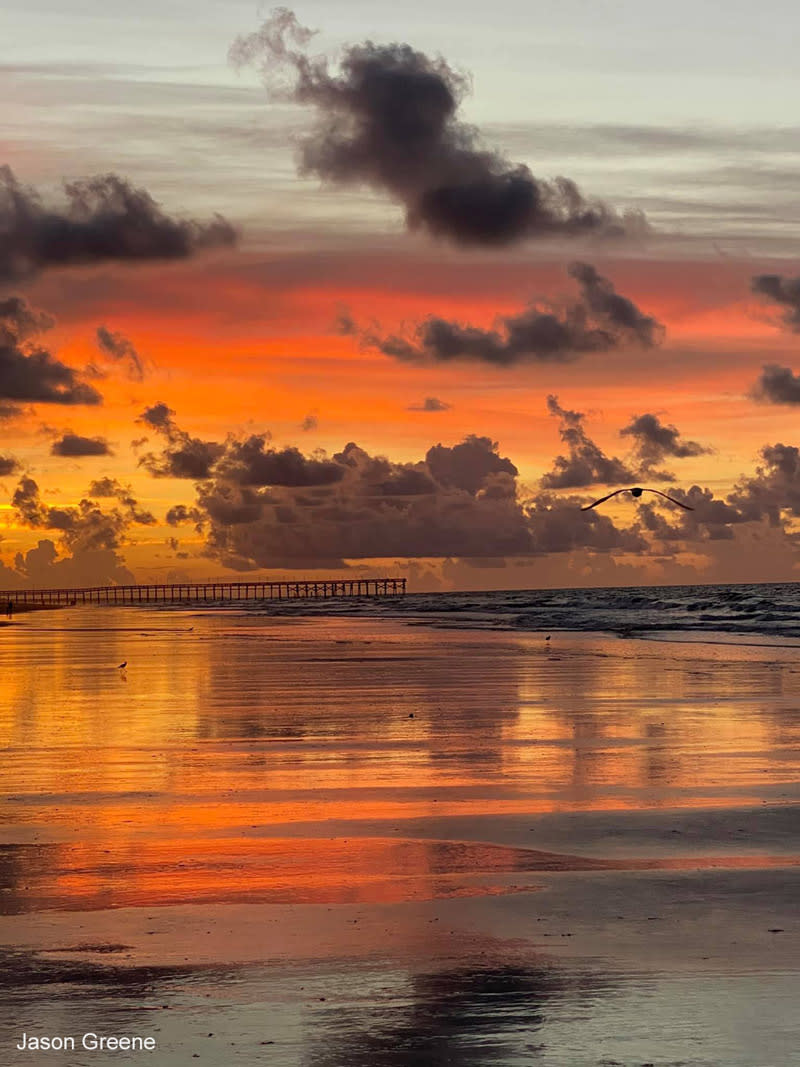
[2,577,406,607]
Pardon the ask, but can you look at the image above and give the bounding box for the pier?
[2,577,406,608]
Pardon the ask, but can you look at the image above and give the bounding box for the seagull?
[581,487,694,511]
[117,661,127,669]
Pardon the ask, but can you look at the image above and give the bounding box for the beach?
[1,607,798,1066]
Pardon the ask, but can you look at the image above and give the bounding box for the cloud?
[425,435,517,494]
[51,433,113,457]
[137,402,225,479]
[230,9,644,246]
[619,413,710,474]
[729,442,800,526]
[138,401,175,431]
[301,412,318,431]
[344,262,662,365]
[87,476,124,498]
[0,296,101,406]
[0,401,23,420]
[632,444,800,546]
[0,166,236,281]
[165,504,206,528]
[566,262,663,346]
[540,400,710,489]
[750,364,800,405]
[11,538,135,589]
[540,395,638,489]
[12,475,154,556]
[0,454,19,477]
[216,434,345,487]
[752,273,800,331]
[408,397,452,412]
[11,475,154,567]
[95,325,145,381]
[135,411,642,567]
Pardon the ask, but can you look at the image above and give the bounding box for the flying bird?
[117,661,127,669]
[581,487,694,511]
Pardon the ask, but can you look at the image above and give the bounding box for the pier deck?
[2,577,406,607]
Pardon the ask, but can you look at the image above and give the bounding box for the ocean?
[220,581,800,642]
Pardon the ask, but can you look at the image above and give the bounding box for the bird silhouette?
[117,661,127,669]
[581,487,694,511]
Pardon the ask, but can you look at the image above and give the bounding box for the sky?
[3,1,800,591]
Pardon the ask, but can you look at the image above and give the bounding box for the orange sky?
[5,9,800,590]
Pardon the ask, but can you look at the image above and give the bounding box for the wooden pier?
[2,577,406,608]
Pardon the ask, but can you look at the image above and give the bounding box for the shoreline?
[2,611,799,1065]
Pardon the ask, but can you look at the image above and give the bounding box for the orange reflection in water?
[2,610,799,913]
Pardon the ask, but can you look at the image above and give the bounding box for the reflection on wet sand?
[2,609,800,1065]
[308,963,611,1067]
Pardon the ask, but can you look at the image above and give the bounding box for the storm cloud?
[750,364,800,405]
[0,167,236,281]
[752,272,800,331]
[137,402,225,480]
[51,433,113,457]
[0,296,101,406]
[12,475,154,554]
[619,413,710,474]
[230,9,643,246]
[216,434,345,487]
[134,409,642,567]
[344,263,662,365]
[95,326,145,381]
[540,396,638,489]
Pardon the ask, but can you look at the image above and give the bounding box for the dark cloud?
[425,435,517,494]
[138,401,175,431]
[95,325,145,381]
[0,296,101,406]
[750,364,800,405]
[230,10,644,246]
[525,491,647,555]
[157,424,639,567]
[87,476,123,498]
[137,402,225,479]
[730,443,800,525]
[0,166,236,281]
[140,438,223,480]
[217,434,344,487]
[0,401,23,420]
[51,433,113,457]
[619,413,710,474]
[567,262,663,346]
[138,409,347,489]
[752,273,800,331]
[301,412,318,431]
[541,400,709,490]
[408,397,452,412]
[0,454,19,476]
[11,538,135,589]
[540,396,638,489]
[12,476,155,560]
[634,444,800,546]
[345,263,662,365]
[165,504,206,528]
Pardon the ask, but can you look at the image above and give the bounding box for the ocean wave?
[167,580,800,642]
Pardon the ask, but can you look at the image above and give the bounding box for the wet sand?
[1,609,798,1065]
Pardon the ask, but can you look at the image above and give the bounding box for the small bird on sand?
[581,487,694,511]
[117,661,127,669]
